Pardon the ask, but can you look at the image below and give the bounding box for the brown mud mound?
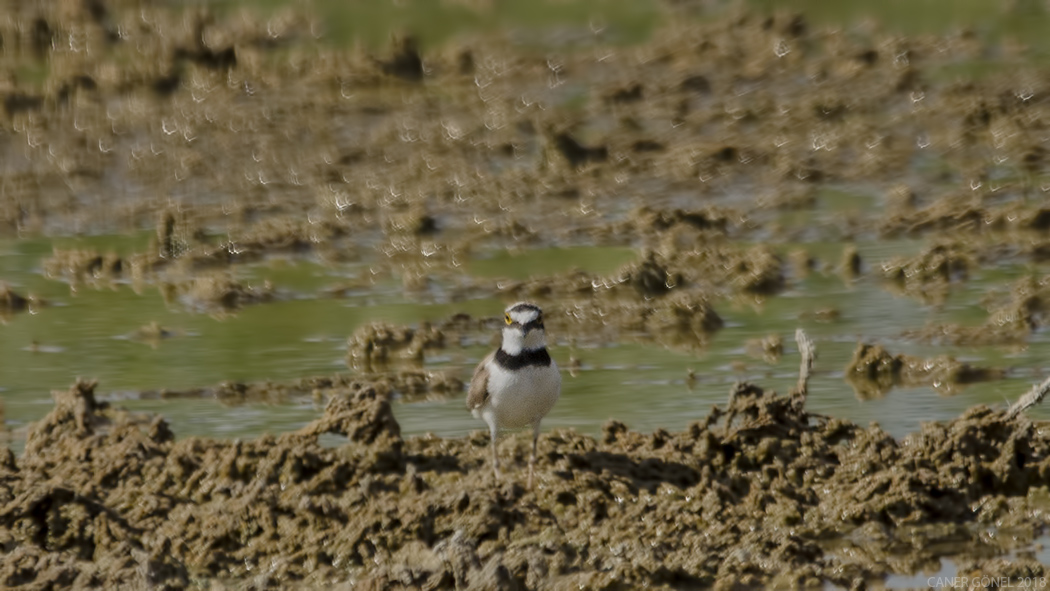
[3,379,1049,590]
[161,273,275,313]
[845,342,1006,398]
[880,241,974,305]
[347,321,447,369]
[0,284,42,321]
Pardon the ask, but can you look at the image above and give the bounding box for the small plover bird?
[467,302,561,487]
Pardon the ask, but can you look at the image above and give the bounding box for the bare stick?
[1006,375,1050,420]
[791,329,815,400]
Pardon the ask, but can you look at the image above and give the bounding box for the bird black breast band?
[496,347,552,370]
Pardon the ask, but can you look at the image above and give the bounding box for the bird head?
[501,302,546,355]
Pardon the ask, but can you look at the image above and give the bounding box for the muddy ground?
[2,377,1048,590]
[3,0,1050,588]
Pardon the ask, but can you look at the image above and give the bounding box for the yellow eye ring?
[504,314,512,324]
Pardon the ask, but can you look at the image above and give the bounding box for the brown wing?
[466,351,493,410]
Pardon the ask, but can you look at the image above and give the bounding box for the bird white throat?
[465,302,561,487]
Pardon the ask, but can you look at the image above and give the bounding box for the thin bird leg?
[527,421,541,489]
[489,421,501,480]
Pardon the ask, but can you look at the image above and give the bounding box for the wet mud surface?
[1,378,1048,590]
[4,0,1050,588]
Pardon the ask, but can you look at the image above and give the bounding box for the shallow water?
[3,232,1048,450]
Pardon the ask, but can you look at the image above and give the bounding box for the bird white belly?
[485,361,561,429]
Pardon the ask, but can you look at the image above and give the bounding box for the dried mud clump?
[373,34,425,82]
[879,196,990,237]
[746,333,784,363]
[878,196,1050,241]
[368,370,465,402]
[725,244,787,295]
[0,284,34,317]
[347,321,446,369]
[621,251,683,296]
[643,292,724,349]
[42,215,350,293]
[163,273,274,313]
[151,214,352,273]
[905,321,1030,347]
[630,206,731,235]
[298,383,403,463]
[569,245,786,303]
[42,249,127,284]
[212,217,350,262]
[986,275,1050,331]
[840,244,862,279]
[881,241,973,303]
[126,321,177,345]
[845,342,1005,398]
[212,380,309,406]
[4,380,187,590]
[547,130,609,170]
[522,295,726,352]
[3,377,1050,589]
[495,268,627,301]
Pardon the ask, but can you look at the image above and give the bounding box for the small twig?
[791,328,815,400]
[1006,375,1050,420]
